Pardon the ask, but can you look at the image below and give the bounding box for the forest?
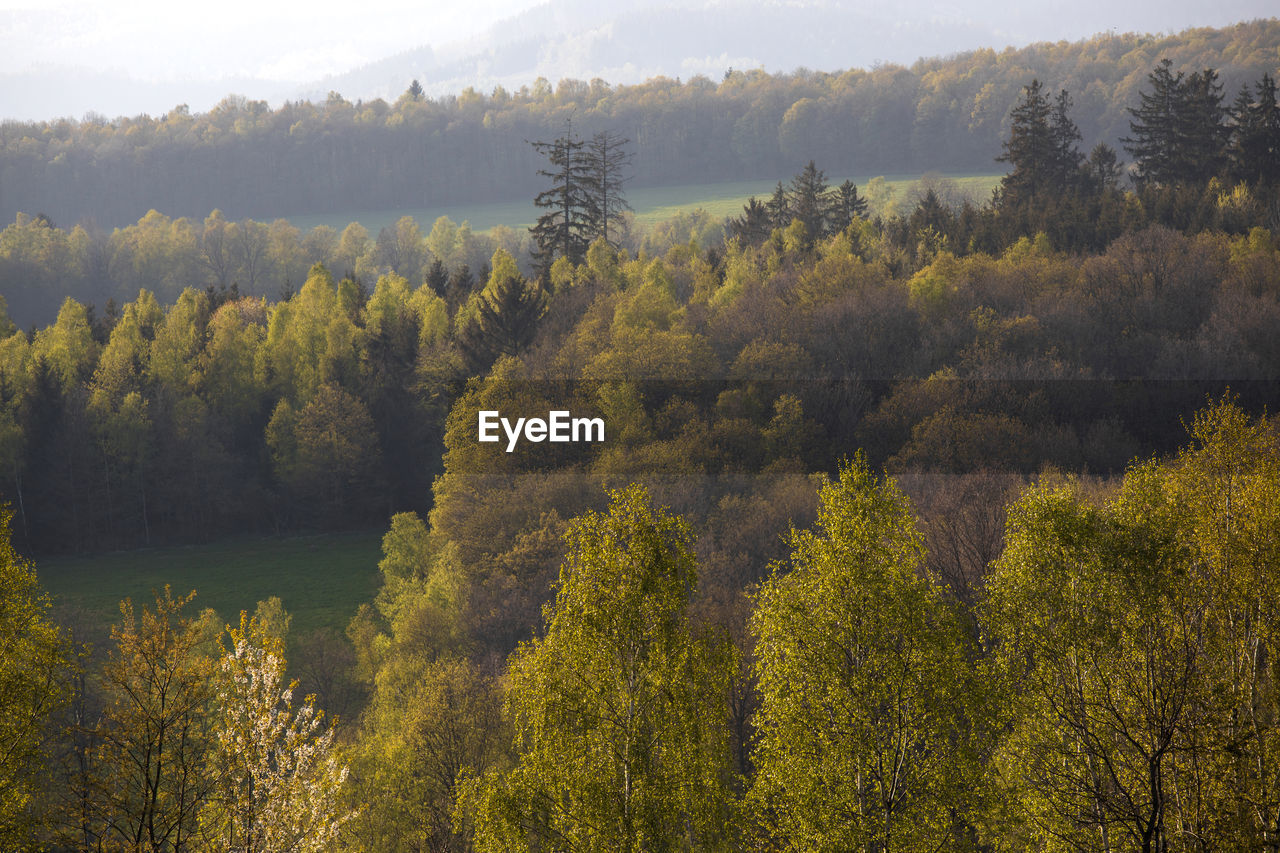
[2,29,1280,852]
[2,19,1279,229]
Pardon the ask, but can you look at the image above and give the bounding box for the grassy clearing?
[37,530,384,642]
[279,173,1004,236]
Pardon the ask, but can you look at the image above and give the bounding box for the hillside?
[2,20,1277,228]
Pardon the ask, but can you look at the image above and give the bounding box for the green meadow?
[281,173,1003,236]
[37,531,384,641]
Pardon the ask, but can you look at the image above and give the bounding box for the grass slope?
[38,531,383,641]
[281,173,1003,236]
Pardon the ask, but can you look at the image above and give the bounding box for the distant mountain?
[5,0,1270,122]
[298,0,1276,104]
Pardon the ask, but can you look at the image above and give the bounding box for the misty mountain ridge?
[4,0,1274,121]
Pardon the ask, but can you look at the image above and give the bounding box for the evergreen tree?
[529,124,593,273]
[727,197,773,246]
[1125,59,1227,187]
[583,130,633,247]
[789,160,830,241]
[1084,142,1124,192]
[1228,74,1280,187]
[1049,88,1084,187]
[425,257,448,298]
[446,263,474,311]
[765,181,790,230]
[997,80,1081,206]
[458,251,544,373]
[828,179,868,232]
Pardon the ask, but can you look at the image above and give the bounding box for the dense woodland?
[3,38,1280,852]
[2,20,1279,229]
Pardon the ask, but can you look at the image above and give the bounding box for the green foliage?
[0,507,66,847]
[458,249,545,372]
[463,485,739,852]
[348,655,506,852]
[985,400,1280,850]
[268,382,384,525]
[92,587,218,850]
[749,458,986,851]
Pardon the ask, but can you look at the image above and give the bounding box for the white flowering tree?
[204,612,352,853]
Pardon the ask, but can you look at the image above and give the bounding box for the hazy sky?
[0,0,546,82]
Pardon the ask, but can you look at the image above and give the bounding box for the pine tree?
[583,130,633,247]
[727,197,773,246]
[789,160,830,240]
[458,251,544,373]
[828,179,869,232]
[765,180,790,230]
[1183,68,1228,182]
[529,123,594,273]
[425,257,448,298]
[1125,59,1226,187]
[1049,88,1084,187]
[997,80,1081,206]
[1229,74,1280,187]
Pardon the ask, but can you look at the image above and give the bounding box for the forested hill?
[3,19,1277,228]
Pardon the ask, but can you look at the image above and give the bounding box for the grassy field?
[38,531,384,642]
[281,173,1003,236]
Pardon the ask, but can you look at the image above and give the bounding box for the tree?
[789,160,830,242]
[828,179,868,233]
[584,131,633,248]
[997,80,1082,207]
[749,457,986,851]
[462,485,739,852]
[1228,74,1280,187]
[1125,59,1227,187]
[350,655,506,852]
[93,587,217,852]
[985,474,1204,851]
[980,400,1280,853]
[727,197,773,246]
[1084,142,1124,192]
[266,382,384,525]
[530,123,594,273]
[0,506,67,846]
[765,180,790,230]
[229,219,271,294]
[425,257,449,298]
[203,611,352,853]
[1160,401,1280,848]
[457,249,545,373]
